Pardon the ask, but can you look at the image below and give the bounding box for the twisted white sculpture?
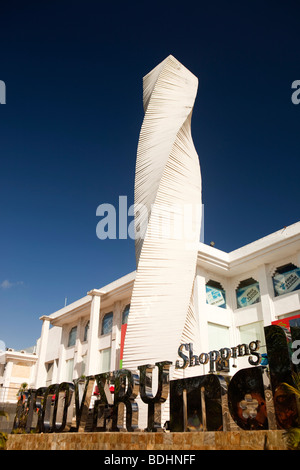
[123,56,202,375]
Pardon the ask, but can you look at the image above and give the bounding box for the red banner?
[272,313,300,331]
[119,323,127,368]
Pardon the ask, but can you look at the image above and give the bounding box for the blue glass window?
[206,281,226,309]
[236,278,260,309]
[83,321,89,342]
[102,312,113,335]
[273,264,300,297]
[122,305,130,325]
[68,326,77,347]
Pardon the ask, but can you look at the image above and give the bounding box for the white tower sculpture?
[123,55,202,376]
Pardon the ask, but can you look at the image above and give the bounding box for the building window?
[239,321,266,354]
[66,358,74,382]
[208,323,230,350]
[83,321,90,342]
[272,263,300,297]
[206,280,226,309]
[99,348,111,373]
[236,278,260,309]
[46,362,54,387]
[122,305,130,324]
[101,312,113,335]
[68,326,77,347]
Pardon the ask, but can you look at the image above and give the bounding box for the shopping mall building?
[30,221,300,391]
[2,220,299,422]
[1,221,300,427]
[1,57,300,433]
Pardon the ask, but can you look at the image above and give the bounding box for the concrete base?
[7,430,288,450]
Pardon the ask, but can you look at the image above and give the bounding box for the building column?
[257,264,276,326]
[73,318,83,379]
[51,358,59,384]
[35,316,52,388]
[56,328,67,383]
[86,289,105,376]
[194,269,209,371]
[111,301,122,371]
[2,359,13,402]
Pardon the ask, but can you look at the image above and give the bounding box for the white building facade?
[0,349,37,403]
[1,219,299,422]
[2,57,299,433]
[32,221,300,389]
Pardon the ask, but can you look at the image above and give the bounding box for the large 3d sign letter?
[138,361,172,431]
[169,374,229,432]
[228,366,274,430]
[111,369,140,432]
[265,325,300,429]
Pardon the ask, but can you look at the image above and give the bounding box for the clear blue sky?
[0,0,299,349]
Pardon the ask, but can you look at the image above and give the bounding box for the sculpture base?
[6,430,288,450]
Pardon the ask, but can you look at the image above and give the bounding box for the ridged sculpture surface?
[123,56,202,375]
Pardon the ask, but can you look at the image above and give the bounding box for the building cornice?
[197,244,230,273]
[197,221,300,277]
[0,350,38,364]
[39,315,52,321]
[47,273,136,327]
[87,289,106,297]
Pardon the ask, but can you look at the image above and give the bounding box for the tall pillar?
[73,318,84,379]
[86,289,105,376]
[194,269,209,375]
[56,328,67,383]
[257,264,276,326]
[2,360,13,402]
[194,269,209,352]
[226,281,240,346]
[35,316,51,388]
[111,301,121,372]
